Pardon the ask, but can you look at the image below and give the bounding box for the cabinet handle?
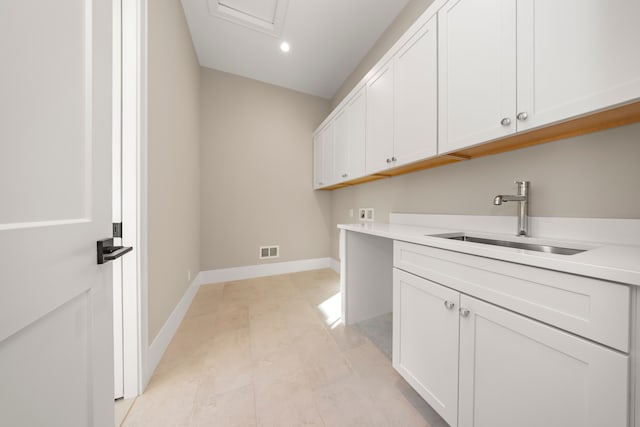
[500,117,511,126]
[444,300,455,310]
[517,112,529,121]
[459,307,471,317]
[391,156,397,162]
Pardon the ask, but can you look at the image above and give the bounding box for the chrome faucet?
[494,181,529,236]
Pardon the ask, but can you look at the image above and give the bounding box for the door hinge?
[113,222,123,238]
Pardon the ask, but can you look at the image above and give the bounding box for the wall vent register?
[259,245,279,259]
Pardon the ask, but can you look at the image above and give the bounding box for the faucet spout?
[493,181,530,236]
[495,194,526,204]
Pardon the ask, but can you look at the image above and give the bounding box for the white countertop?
[339,220,640,286]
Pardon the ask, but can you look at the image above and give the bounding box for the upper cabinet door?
[394,16,439,165]
[313,124,334,189]
[313,133,324,189]
[333,108,350,182]
[438,0,517,154]
[516,0,640,132]
[347,88,366,180]
[366,62,394,174]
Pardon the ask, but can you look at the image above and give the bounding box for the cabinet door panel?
[394,17,438,165]
[458,295,628,427]
[438,0,516,153]
[321,124,334,186]
[313,134,323,189]
[348,88,366,180]
[365,63,394,174]
[393,269,460,427]
[333,108,349,182]
[517,0,640,131]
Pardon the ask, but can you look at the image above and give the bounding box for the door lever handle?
[97,238,133,264]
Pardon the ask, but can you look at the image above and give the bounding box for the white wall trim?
[198,257,332,285]
[145,278,199,384]
[330,258,340,274]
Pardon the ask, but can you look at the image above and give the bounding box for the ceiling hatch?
[208,0,290,37]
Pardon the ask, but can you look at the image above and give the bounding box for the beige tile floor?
[122,269,448,427]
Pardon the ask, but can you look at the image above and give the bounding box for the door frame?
[117,0,149,398]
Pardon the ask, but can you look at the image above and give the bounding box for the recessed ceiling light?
[280,41,290,53]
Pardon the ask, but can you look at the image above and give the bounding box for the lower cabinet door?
[458,294,629,427]
[393,268,460,427]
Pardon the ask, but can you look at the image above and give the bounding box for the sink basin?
[429,233,587,255]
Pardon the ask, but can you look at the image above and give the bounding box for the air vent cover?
[259,245,279,259]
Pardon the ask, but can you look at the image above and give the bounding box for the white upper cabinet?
[334,87,366,182]
[365,62,395,174]
[394,17,439,165]
[438,0,517,154]
[366,17,439,174]
[439,0,640,154]
[312,123,334,189]
[516,0,640,132]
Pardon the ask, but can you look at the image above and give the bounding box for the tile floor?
[121,269,448,427]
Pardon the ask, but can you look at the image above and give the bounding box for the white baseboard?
[330,258,340,274]
[198,257,332,285]
[145,277,200,384]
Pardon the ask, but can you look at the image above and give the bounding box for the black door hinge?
[113,222,123,238]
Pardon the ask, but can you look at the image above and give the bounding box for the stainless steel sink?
[430,233,587,255]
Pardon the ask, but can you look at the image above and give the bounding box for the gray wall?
[147,0,201,342]
[328,0,640,259]
[200,68,331,270]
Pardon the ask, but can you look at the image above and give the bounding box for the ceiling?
[181,0,412,99]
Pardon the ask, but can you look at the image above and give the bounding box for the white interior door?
[0,1,116,426]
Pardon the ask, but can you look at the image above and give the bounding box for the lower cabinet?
[393,268,629,427]
[393,268,460,426]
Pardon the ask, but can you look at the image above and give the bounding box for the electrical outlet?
[366,208,374,221]
[349,209,354,218]
[359,208,374,221]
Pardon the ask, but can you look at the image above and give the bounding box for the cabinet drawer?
[394,241,630,352]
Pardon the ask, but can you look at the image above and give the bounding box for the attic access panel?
[208,0,289,36]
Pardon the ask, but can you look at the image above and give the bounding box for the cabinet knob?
[459,307,471,317]
[517,112,529,121]
[342,173,348,178]
[391,156,397,162]
[500,117,511,126]
[444,300,455,310]
[386,158,391,164]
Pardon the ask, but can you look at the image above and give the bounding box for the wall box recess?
[259,245,279,259]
